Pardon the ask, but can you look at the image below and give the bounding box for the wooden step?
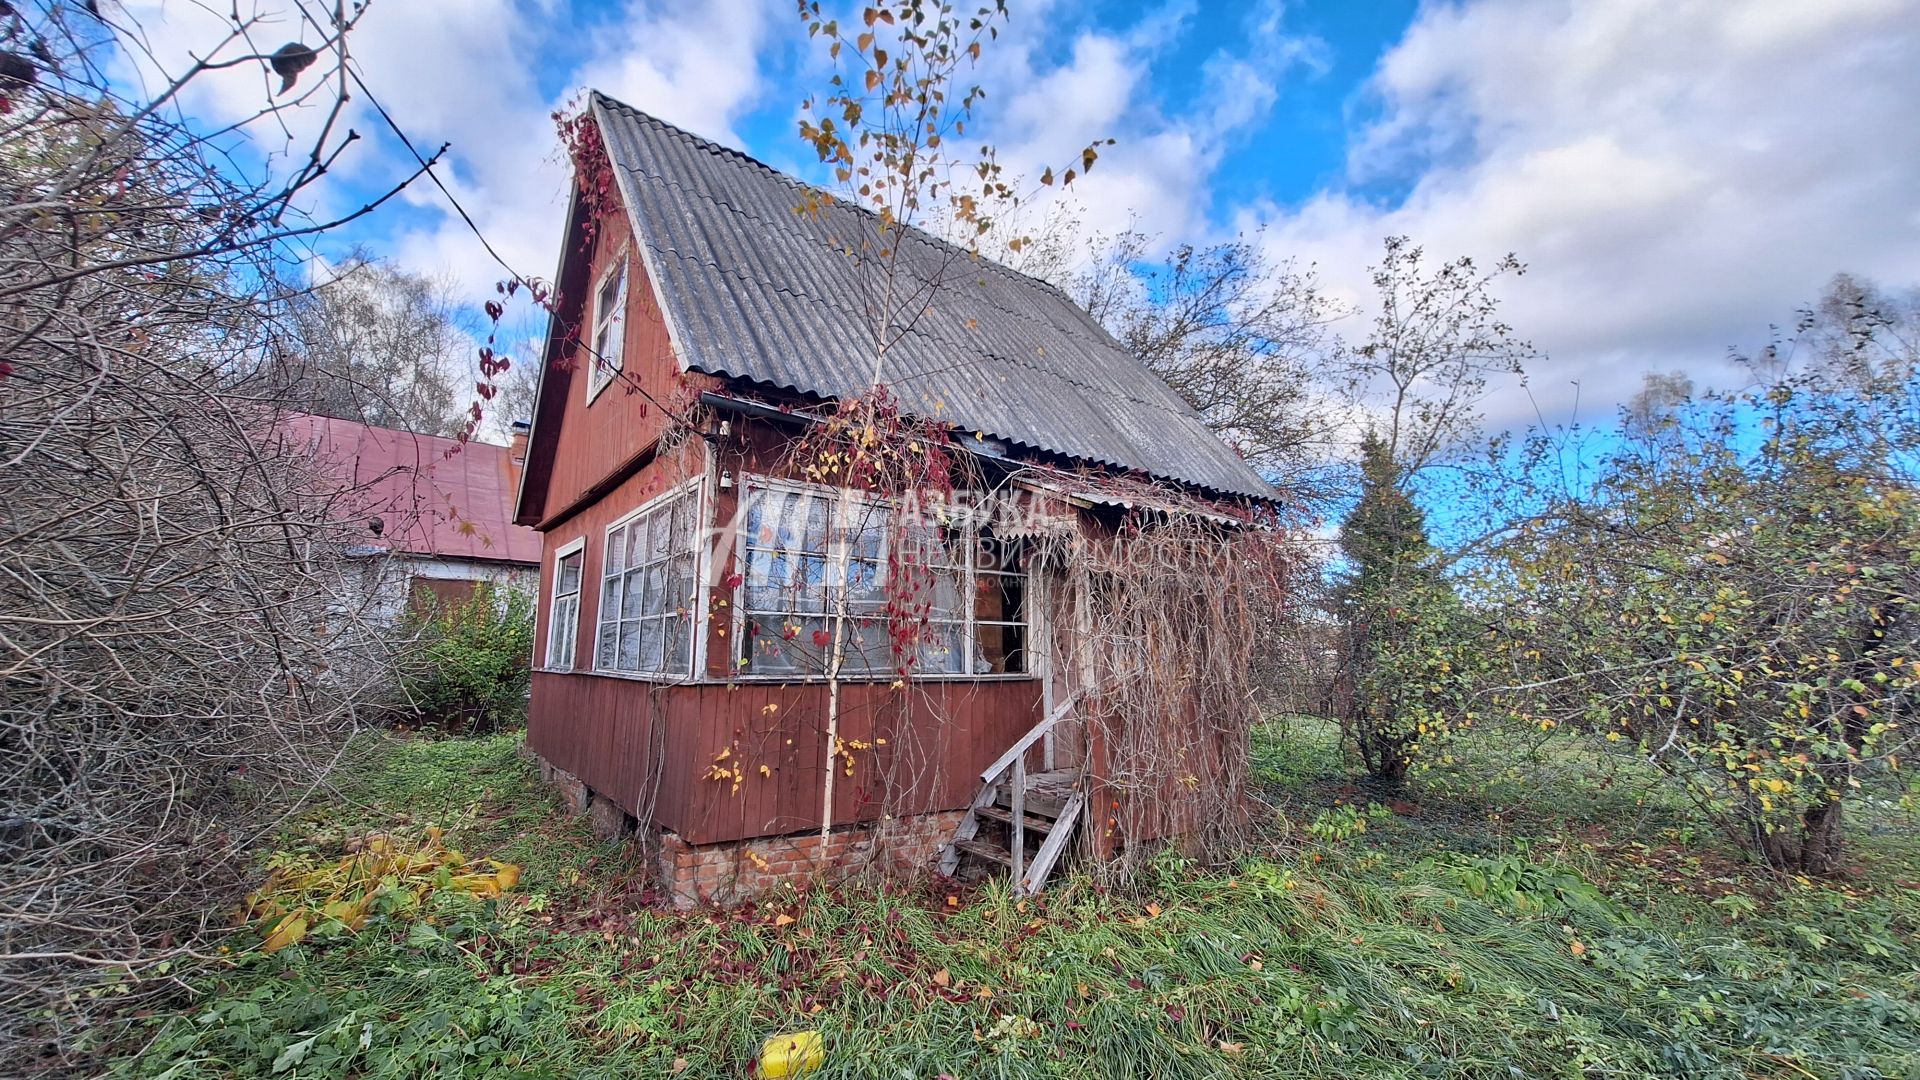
[975,805,1057,833]
[996,787,1066,820]
[993,768,1082,816]
[953,838,1013,866]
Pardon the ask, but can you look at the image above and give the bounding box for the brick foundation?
[541,759,591,816]
[535,751,964,907]
[587,792,635,841]
[654,811,967,908]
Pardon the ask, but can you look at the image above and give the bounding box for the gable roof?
[590,93,1277,501]
[277,413,541,565]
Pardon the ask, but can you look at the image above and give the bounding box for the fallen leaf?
[932,968,951,987]
[774,913,796,928]
[260,913,308,953]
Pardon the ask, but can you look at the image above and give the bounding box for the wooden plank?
[938,780,1000,875]
[955,838,1012,866]
[1009,757,1026,883]
[974,805,1056,833]
[1018,790,1083,896]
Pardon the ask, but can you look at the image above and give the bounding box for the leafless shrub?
[1034,489,1300,873]
[0,1,436,1065]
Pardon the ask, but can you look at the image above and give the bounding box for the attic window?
[585,254,627,402]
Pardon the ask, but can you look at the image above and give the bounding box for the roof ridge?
[587,91,1091,308]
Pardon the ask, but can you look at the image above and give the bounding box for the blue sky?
[129,0,1920,437]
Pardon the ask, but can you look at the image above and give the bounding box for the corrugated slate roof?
[276,413,542,565]
[592,93,1277,500]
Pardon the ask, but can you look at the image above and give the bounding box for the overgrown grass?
[119,727,1920,1079]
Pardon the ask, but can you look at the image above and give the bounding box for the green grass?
[119,727,1920,1079]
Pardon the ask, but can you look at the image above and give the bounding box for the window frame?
[584,248,629,404]
[593,480,702,682]
[730,475,1034,682]
[542,537,587,672]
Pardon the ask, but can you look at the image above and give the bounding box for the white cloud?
[1246,0,1920,428]
[976,0,1327,260]
[573,0,778,145]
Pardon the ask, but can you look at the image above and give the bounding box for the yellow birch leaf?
[261,913,308,953]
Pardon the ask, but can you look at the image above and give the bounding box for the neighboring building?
[279,413,541,625]
[516,93,1280,905]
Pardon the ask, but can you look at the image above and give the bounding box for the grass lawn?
[118,723,1919,1079]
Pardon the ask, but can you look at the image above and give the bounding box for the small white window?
[596,485,699,678]
[585,255,628,402]
[547,543,585,671]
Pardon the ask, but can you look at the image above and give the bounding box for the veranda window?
[735,477,1028,678]
[546,543,584,671]
[596,485,697,678]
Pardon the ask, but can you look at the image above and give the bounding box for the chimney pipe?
[508,419,531,493]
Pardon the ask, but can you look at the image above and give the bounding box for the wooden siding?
[530,449,705,670]
[527,672,1040,846]
[542,210,708,517]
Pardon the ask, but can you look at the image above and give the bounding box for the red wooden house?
[515,94,1278,905]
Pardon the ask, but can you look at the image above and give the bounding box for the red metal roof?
[275,413,541,565]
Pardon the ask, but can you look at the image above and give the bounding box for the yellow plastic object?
[758,1030,824,1078]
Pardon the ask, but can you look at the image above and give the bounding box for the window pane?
[551,595,578,670]
[667,555,697,617]
[845,558,886,612]
[596,265,623,321]
[744,615,822,675]
[557,551,581,594]
[631,513,654,567]
[840,502,888,561]
[975,570,1025,623]
[975,621,1027,674]
[593,325,616,368]
[916,621,966,674]
[622,568,647,619]
[744,550,826,614]
[801,495,830,552]
[922,564,964,617]
[842,617,892,674]
[977,535,1022,574]
[664,614,691,674]
[597,621,617,669]
[616,621,641,671]
[647,506,670,560]
[606,525,627,575]
[641,562,667,617]
[669,493,693,550]
[638,618,664,673]
[743,488,774,549]
[601,575,622,622]
[758,489,799,550]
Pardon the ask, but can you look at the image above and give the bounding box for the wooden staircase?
[940,697,1084,895]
